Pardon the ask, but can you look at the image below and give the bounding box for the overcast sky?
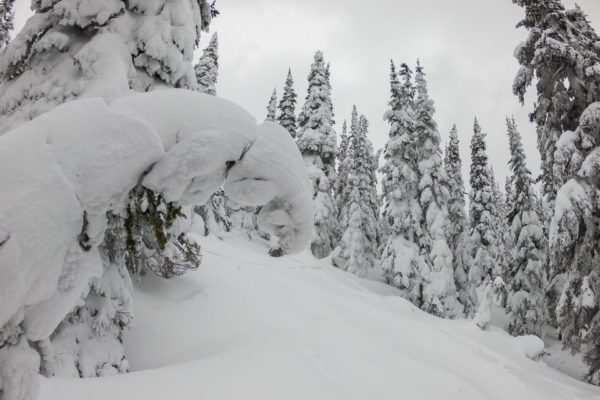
[12,0,600,189]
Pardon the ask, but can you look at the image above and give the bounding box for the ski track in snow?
[39,234,600,400]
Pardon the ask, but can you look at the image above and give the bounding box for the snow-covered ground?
[40,233,600,400]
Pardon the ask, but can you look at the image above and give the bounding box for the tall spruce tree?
[513,0,600,383]
[336,106,358,238]
[380,61,420,298]
[195,32,219,96]
[504,117,546,337]
[0,0,14,49]
[266,88,277,122]
[296,51,338,259]
[551,103,600,384]
[467,118,501,314]
[277,69,298,137]
[413,62,460,317]
[444,125,470,312]
[0,0,213,378]
[333,115,380,276]
[381,61,459,318]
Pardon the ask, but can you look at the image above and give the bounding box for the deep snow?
[39,233,600,400]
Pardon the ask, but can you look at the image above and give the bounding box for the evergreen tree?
[504,117,546,337]
[333,115,380,276]
[296,51,338,259]
[513,0,600,205]
[380,61,420,298]
[381,61,459,318]
[467,118,501,315]
[193,31,231,239]
[412,62,460,317]
[266,88,277,122]
[324,62,335,125]
[513,0,600,382]
[0,0,213,378]
[336,106,358,237]
[0,0,14,49]
[0,0,213,132]
[551,102,600,384]
[195,32,219,96]
[491,169,510,282]
[444,125,469,311]
[277,69,297,137]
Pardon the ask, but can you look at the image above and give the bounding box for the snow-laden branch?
[0,89,312,399]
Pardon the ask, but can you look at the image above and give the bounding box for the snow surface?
[39,234,600,400]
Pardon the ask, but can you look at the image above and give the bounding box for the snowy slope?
[40,234,600,400]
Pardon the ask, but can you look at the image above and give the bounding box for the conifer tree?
[333,115,380,275]
[0,0,14,49]
[193,31,231,238]
[380,61,420,297]
[0,0,213,133]
[491,169,510,280]
[467,118,501,314]
[336,106,358,237]
[504,117,546,337]
[266,88,277,122]
[296,51,338,258]
[195,32,219,96]
[338,120,349,166]
[412,62,460,317]
[444,125,469,311]
[0,0,213,378]
[381,61,459,318]
[513,0,600,382]
[277,69,297,137]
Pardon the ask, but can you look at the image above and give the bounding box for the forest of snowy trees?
[2,0,600,399]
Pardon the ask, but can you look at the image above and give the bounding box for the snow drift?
[39,235,600,400]
[0,89,312,399]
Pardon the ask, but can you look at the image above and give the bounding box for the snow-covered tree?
[380,61,459,318]
[491,169,510,282]
[0,0,213,381]
[467,118,501,315]
[504,117,546,337]
[551,102,600,384]
[333,115,380,276]
[0,0,14,49]
[336,106,358,237]
[513,0,600,382]
[195,31,219,96]
[0,0,213,133]
[266,88,277,122]
[192,31,231,238]
[444,125,469,311]
[512,0,600,207]
[337,119,349,169]
[277,69,297,137]
[0,90,314,398]
[380,61,420,297]
[297,50,338,259]
[412,63,460,317]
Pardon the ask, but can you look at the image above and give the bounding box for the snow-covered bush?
[0,89,313,399]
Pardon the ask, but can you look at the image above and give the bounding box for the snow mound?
[40,235,600,400]
[512,335,545,360]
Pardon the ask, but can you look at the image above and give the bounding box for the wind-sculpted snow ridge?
[0,90,312,400]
